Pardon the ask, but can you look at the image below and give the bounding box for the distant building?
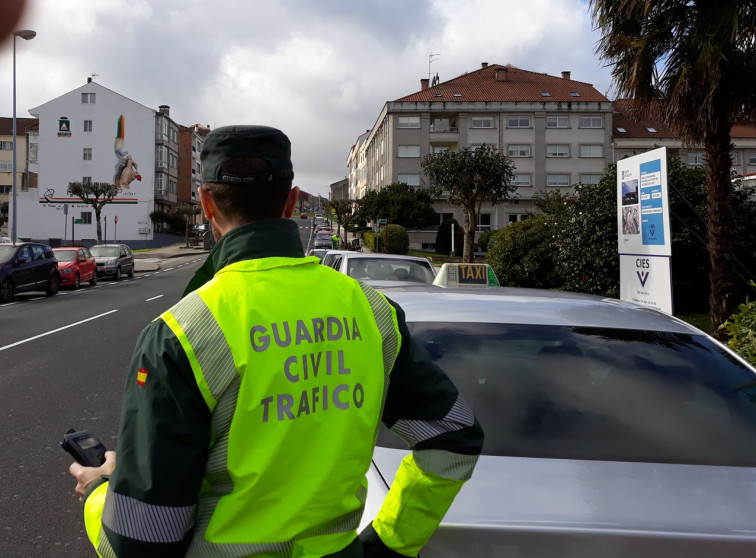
[357,63,613,248]
[329,178,349,201]
[346,130,370,200]
[0,117,37,232]
[178,123,210,226]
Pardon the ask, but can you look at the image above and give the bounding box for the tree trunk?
[463,205,477,263]
[95,206,102,244]
[704,127,735,336]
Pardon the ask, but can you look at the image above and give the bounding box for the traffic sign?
[74,219,84,224]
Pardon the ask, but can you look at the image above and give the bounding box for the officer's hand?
[359,523,415,558]
[69,450,117,499]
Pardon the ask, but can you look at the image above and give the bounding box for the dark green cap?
[201,125,294,184]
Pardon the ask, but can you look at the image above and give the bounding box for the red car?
[53,247,98,289]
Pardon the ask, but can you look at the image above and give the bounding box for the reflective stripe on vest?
[158,258,400,557]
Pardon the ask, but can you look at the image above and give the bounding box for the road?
[0,219,314,557]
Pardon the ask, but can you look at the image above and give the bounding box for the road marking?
[164,267,175,271]
[145,295,164,302]
[0,309,119,352]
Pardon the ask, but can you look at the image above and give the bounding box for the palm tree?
[590,0,756,332]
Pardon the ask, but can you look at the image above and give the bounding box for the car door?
[30,245,50,288]
[79,248,96,281]
[13,245,36,290]
[120,245,133,272]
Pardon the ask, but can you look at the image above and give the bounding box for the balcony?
[429,123,459,143]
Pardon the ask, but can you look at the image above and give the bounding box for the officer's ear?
[282,186,300,219]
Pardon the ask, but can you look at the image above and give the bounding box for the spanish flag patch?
[136,368,148,386]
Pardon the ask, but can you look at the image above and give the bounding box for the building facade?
[358,63,613,244]
[177,123,210,226]
[0,117,38,232]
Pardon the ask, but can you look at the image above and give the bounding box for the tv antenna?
[428,53,441,81]
[90,73,99,81]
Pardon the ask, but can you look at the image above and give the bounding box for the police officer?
[69,125,483,558]
[332,232,340,250]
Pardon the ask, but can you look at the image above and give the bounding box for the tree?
[326,198,355,238]
[590,0,756,332]
[357,182,438,229]
[422,145,516,262]
[67,181,120,244]
[175,204,202,247]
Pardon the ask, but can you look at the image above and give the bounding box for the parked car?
[313,232,334,249]
[330,252,436,284]
[0,236,12,244]
[300,213,308,219]
[89,243,135,280]
[361,275,756,556]
[53,246,98,289]
[0,242,60,303]
[319,249,352,268]
[306,248,329,260]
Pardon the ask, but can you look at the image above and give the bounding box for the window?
[645,127,658,133]
[507,116,530,128]
[546,144,570,158]
[398,116,420,128]
[512,174,531,187]
[688,153,705,166]
[616,127,627,133]
[169,180,177,194]
[83,176,92,184]
[570,92,581,98]
[169,128,178,143]
[546,116,569,128]
[580,174,602,185]
[748,154,756,166]
[509,214,529,224]
[579,116,603,128]
[547,174,570,187]
[0,162,12,170]
[83,120,93,132]
[83,148,92,161]
[81,212,92,224]
[169,153,178,168]
[471,117,494,129]
[730,152,739,165]
[478,213,492,231]
[156,146,167,169]
[398,174,420,186]
[580,145,603,158]
[156,175,166,193]
[0,141,13,150]
[432,146,450,153]
[541,92,551,97]
[398,145,420,158]
[507,144,531,157]
[81,93,96,104]
[0,185,10,194]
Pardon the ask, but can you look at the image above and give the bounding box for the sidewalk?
[133,242,210,272]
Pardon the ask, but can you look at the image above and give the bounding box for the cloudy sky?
[0,0,614,197]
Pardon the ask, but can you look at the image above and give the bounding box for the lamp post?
[11,29,36,244]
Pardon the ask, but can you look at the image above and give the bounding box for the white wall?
[17,82,155,245]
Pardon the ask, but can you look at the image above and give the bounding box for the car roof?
[377,284,702,334]
[340,253,433,263]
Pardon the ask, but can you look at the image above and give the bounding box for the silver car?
[89,243,135,280]
[363,279,756,557]
[331,252,437,284]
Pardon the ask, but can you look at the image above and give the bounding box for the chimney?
[495,68,508,82]
[421,78,429,91]
[561,71,571,80]
[481,62,488,68]
[87,77,92,83]
[159,105,170,116]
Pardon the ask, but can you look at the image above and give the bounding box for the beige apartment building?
[356,63,613,247]
[0,117,38,231]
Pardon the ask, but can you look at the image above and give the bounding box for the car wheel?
[0,279,14,303]
[127,264,134,278]
[45,273,59,296]
[114,266,121,281]
[89,272,98,286]
[73,272,81,290]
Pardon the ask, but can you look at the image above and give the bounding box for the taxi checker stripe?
[170,292,238,401]
[102,486,196,543]
[412,448,479,481]
[390,394,475,447]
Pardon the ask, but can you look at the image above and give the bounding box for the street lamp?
[11,28,36,244]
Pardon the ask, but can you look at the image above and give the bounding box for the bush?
[485,215,561,289]
[719,282,756,366]
[374,224,409,254]
[363,232,376,251]
[435,218,463,256]
[477,229,494,252]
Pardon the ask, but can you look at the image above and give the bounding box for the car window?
[18,246,32,261]
[377,323,756,466]
[82,248,92,259]
[31,245,45,261]
[90,246,119,258]
[55,250,79,262]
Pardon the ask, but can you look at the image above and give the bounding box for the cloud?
[0,0,612,196]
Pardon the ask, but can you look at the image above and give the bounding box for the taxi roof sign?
[432,263,500,288]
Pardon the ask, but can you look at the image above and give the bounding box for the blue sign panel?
[640,158,665,245]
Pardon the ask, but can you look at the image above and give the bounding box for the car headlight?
[61,267,73,274]
[105,259,117,267]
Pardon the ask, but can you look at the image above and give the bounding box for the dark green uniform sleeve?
[101,319,211,557]
[362,297,484,557]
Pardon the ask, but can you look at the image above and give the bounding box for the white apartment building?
[14,79,180,246]
[359,63,613,245]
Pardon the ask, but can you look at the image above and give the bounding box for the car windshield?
[377,323,756,466]
[0,245,17,264]
[54,250,78,262]
[316,233,333,240]
[347,258,434,283]
[90,246,119,258]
